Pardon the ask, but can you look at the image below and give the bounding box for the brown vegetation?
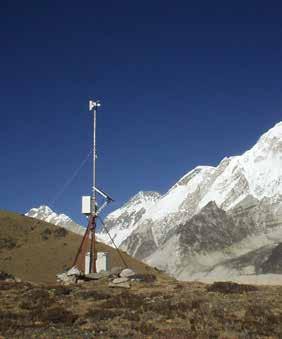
[1,278,282,338]
[1,209,282,337]
[0,210,162,283]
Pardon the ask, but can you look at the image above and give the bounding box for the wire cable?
[97,215,128,268]
[27,150,92,230]
[49,150,92,207]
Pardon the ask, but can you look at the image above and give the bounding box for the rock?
[63,276,77,285]
[112,277,129,284]
[120,268,135,278]
[67,266,82,277]
[109,282,131,289]
[85,271,110,280]
[57,272,67,281]
[88,273,101,279]
[64,276,77,285]
[85,273,102,280]
[110,266,124,276]
[56,272,77,285]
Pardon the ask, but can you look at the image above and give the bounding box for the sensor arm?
[94,186,114,202]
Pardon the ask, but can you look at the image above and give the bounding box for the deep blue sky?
[0,1,282,225]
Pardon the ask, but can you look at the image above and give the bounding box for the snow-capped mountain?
[98,191,161,246]
[25,193,160,244]
[25,206,86,236]
[119,122,282,252]
[99,122,282,282]
[26,122,282,283]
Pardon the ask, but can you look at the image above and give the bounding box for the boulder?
[57,273,77,285]
[56,272,67,281]
[67,266,82,277]
[120,268,135,278]
[63,276,77,285]
[112,277,129,284]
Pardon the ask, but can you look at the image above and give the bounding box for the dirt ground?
[1,276,282,338]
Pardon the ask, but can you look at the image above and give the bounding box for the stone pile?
[56,266,156,288]
[56,266,84,285]
[108,267,136,289]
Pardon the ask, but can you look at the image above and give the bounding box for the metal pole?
[92,106,97,213]
[90,101,99,273]
[89,215,95,273]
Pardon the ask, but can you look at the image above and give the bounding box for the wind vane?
[73,100,114,274]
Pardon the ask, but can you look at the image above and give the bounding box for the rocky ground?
[1,272,282,338]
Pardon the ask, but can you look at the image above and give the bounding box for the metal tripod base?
[73,215,97,274]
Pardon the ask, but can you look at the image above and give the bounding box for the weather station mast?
[89,99,99,273]
[73,100,113,274]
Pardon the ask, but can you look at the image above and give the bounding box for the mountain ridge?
[26,205,86,236]
[26,122,282,283]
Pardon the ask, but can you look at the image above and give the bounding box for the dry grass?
[1,279,282,338]
[1,209,282,337]
[0,209,164,283]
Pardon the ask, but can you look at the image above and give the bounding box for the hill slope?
[0,210,158,283]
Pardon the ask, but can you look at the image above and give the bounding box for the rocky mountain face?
[146,194,282,282]
[101,122,282,283]
[261,243,282,274]
[98,191,161,247]
[25,206,86,236]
